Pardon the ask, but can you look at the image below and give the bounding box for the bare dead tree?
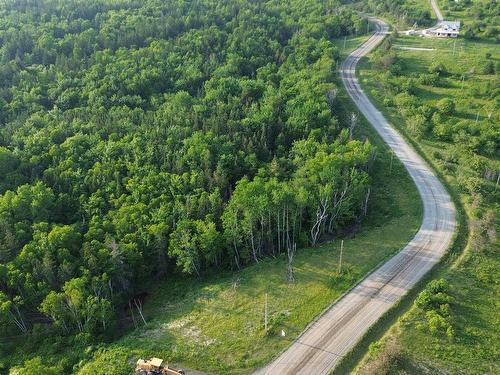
[129,300,137,329]
[349,113,358,139]
[250,231,259,263]
[287,242,297,283]
[133,297,147,326]
[310,197,329,245]
[232,239,241,270]
[363,187,371,216]
[10,303,29,334]
[327,182,350,233]
[326,88,338,106]
[276,211,281,254]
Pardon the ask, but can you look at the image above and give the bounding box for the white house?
[428,21,461,38]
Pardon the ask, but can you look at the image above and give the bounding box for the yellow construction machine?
[135,358,186,375]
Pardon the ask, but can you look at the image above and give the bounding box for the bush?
[406,113,428,138]
[394,92,417,110]
[9,357,63,375]
[464,26,476,39]
[419,73,440,86]
[414,279,453,310]
[415,279,455,338]
[428,62,447,76]
[417,104,434,120]
[481,61,495,75]
[376,51,397,70]
[436,98,455,115]
[427,278,449,294]
[426,310,454,338]
[415,289,433,309]
[359,338,403,375]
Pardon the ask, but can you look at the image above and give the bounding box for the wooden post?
[264,293,268,333]
[338,240,344,274]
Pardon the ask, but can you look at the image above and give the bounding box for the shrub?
[414,279,453,310]
[428,62,447,76]
[464,26,476,39]
[436,98,455,115]
[417,104,434,120]
[427,278,449,294]
[394,92,417,110]
[415,289,433,310]
[359,338,403,375]
[481,61,495,75]
[426,310,454,338]
[9,357,63,375]
[406,113,428,138]
[415,278,455,338]
[419,73,440,86]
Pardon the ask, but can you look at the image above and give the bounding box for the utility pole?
[495,172,500,192]
[475,111,480,123]
[343,35,347,51]
[264,293,268,333]
[338,240,344,274]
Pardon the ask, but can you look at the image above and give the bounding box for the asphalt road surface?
[255,18,456,375]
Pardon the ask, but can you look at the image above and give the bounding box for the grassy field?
[351,12,500,375]
[333,33,376,60]
[63,37,425,375]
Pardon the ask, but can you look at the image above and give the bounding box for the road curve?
[255,18,456,375]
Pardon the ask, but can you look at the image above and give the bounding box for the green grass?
[69,38,424,375]
[332,33,374,60]
[396,253,500,374]
[350,15,500,375]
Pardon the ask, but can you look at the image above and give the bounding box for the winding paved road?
[255,17,456,375]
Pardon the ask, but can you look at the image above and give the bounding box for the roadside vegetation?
[354,0,434,28]
[352,1,499,373]
[0,0,424,374]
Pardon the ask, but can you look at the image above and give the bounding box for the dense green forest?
[0,0,375,372]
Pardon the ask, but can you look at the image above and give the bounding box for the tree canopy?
[0,1,374,368]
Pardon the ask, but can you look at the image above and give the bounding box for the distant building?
[427,21,461,38]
